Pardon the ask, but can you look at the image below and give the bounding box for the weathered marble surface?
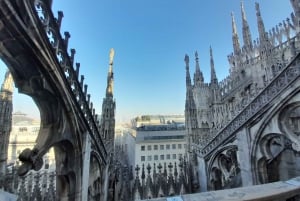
[140,177,300,201]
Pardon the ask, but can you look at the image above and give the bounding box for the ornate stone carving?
[255,133,297,184]
[279,103,300,152]
[198,55,300,157]
[17,148,43,176]
[208,146,241,190]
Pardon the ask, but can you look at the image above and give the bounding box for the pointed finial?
[141,164,145,180]
[184,54,189,65]
[194,51,204,85]
[231,12,241,56]
[135,165,140,179]
[240,1,253,50]
[210,46,217,85]
[255,2,260,14]
[1,70,14,94]
[57,11,64,30]
[157,163,162,174]
[163,162,167,177]
[174,162,178,178]
[195,51,199,61]
[147,163,151,175]
[154,163,157,176]
[241,1,246,21]
[231,12,238,35]
[255,2,268,45]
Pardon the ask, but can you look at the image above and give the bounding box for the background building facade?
[132,115,186,176]
[7,112,55,169]
[135,125,186,171]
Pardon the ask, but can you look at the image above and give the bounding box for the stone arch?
[278,101,300,151]
[88,150,104,201]
[251,88,300,184]
[253,133,292,184]
[207,145,241,190]
[252,106,300,184]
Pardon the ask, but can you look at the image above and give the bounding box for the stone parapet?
[139,177,300,201]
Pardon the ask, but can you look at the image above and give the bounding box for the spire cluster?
[184,0,300,151]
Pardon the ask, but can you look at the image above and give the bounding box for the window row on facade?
[140,153,183,161]
[140,143,186,151]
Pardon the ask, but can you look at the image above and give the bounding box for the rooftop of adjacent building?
[131,114,185,128]
[136,123,185,131]
[12,111,40,126]
[135,127,186,144]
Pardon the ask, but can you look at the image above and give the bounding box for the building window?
[154,155,158,160]
[141,146,145,151]
[147,145,152,150]
[160,155,164,160]
[141,156,145,161]
[154,145,158,150]
[172,154,176,159]
[160,145,164,150]
[19,127,27,132]
[166,154,170,160]
[172,144,176,149]
[147,156,152,161]
[178,144,182,149]
[166,144,170,150]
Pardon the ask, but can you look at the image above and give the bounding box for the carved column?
[236,128,253,186]
[81,133,91,201]
[198,156,207,192]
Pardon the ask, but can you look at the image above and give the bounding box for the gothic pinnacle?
[241,1,253,50]
[231,12,241,56]
[1,70,14,94]
[210,46,218,85]
[194,51,204,84]
[185,54,192,87]
[255,2,267,44]
[106,48,115,97]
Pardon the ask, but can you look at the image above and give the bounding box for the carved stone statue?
[109,48,115,64]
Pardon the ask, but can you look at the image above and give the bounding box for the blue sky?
[0,1,293,123]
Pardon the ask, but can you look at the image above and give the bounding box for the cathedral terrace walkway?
[140,177,300,201]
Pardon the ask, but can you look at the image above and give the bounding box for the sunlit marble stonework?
[185,0,300,194]
[7,112,55,169]
[2,0,300,200]
[0,71,13,189]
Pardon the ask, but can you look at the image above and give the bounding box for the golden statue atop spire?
[109,48,115,65]
[106,48,115,97]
